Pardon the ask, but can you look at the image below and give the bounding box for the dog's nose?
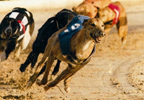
[99,31,105,37]
[6,29,12,34]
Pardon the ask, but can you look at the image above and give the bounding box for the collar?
[108,4,120,25]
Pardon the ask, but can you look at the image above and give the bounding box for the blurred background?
[0,0,143,13]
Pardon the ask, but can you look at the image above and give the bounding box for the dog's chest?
[75,41,95,59]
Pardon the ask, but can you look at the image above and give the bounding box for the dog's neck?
[70,29,95,60]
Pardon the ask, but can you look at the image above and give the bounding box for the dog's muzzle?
[91,30,105,43]
[4,27,12,38]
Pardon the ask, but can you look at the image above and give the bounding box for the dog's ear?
[96,7,100,11]
[95,7,100,18]
[82,19,89,26]
[72,7,77,12]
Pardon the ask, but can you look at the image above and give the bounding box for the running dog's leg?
[44,65,85,91]
[26,43,52,88]
[63,64,85,93]
[64,76,72,93]
[36,52,55,86]
[116,16,128,44]
[14,45,21,60]
[52,59,61,75]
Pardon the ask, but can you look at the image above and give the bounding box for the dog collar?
[108,4,120,25]
[17,20,25,34]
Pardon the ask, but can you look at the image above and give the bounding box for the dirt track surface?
[0,1,144,100]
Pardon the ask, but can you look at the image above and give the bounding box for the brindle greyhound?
[20,9,77,76]
[27,16,105,93]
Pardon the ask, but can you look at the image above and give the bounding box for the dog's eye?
[102,24,104,27]
[91,23,95,26]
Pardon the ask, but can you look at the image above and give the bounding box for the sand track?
[0,1,144,100]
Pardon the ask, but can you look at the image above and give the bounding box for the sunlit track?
[70,54,144,99]
[0,1,144,99]
[101,59,131,99]
[109,55,144,99]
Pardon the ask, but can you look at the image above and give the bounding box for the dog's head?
[0,18,19,39]
[83,18,105,43]
[72,2,98,18]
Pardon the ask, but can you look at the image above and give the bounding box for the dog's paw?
[15,58,20,62]
[44,85,51,91]
[19,64,26,72]
[64,86,71,93]
[36,79,42,86]
[26,81,33,88]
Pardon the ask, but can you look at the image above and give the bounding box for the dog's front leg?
[44,64,85,92]
[14,45,21,60]
[116,16,128,44]
[64,65,85,93]
[36,52,55,86]
[0,52,7,61]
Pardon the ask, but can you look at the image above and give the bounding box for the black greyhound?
[20,9,77,76]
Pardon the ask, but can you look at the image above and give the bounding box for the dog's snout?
[99,30,105,37]
[6,29,12,34]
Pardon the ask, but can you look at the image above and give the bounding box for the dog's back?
[33,9,76,53]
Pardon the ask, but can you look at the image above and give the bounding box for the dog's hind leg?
[50,60,61,80]
[27,43,53,88]
[20,51,39,72]
[38,64,46,77]
[36,52,55,86]
[37,59,61,81]
[52,59,61,75]
[27,60,46,88]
